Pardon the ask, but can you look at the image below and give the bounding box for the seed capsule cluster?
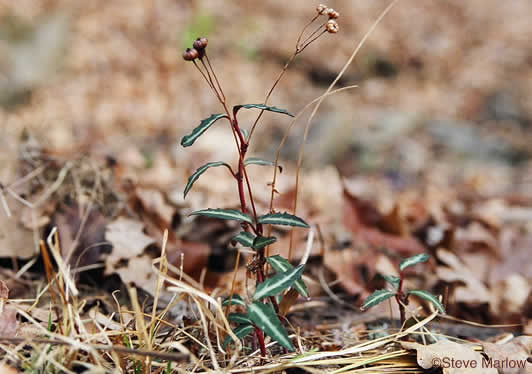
[326,19,339,33]
[182,37,209,61]
[316,4,340,33]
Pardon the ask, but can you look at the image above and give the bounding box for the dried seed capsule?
[183,48,199,61]
[316,4,328,15]
[326,19,339,33]
[193,37,208,50]
[327,8,340,19]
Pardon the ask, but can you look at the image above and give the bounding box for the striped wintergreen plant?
[221,263,307,352]
[180,10,340,353]
[361,253,445,325]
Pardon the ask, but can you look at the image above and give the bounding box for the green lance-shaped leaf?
[257,212,310,228]
[252,236,277,250]
[399,253,430,272]
[266,255,309,298]
[253,264,305,301]
[244,157,283,173]
[360,289,397,311]
[181,113,228,147]
[248,301,295,351]
[232,231,255,248]
[189,209,253,224]
[233,104,294,118]
[244,157,274,167]
[228,313,252,325]
[222,294,246,307]
[407,290,445,314]
[241,128,249,141]
[184,161,232,198]
[382,274,401,290]
[222,324,254,349]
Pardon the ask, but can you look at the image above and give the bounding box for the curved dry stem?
[204,53,226,102]
[151,258,243,366]
[296,14,320,48]
[192,60,217,99]
[247,13,321,143]
[298,23,327,53]
[224,249,241,318]
[287,0,401,257]
[191,295,220,370]
[247,53,297,142]
[265,84,358,246]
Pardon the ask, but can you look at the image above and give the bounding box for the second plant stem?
[396,271,407,326]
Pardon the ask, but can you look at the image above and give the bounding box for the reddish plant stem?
[256,260,280,314]
[254,326,267,357]
[396,271,406,326]
[242,166,259,229]
[232,116,260,230]
[232,116,247,150]
[196,54,272,357]
[236,168,247,215]
[219,74,296,356]
[231,115,271,356]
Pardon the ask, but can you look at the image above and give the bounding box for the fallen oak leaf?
[0,308,18,338]
[0,207,35,259]
[436,248,491,305]
[343,189,426,256]
[481,336,532,374]
[401,339,497,373]
[105,217,155,260]
[0,281,17,338]
[104,217,155,289]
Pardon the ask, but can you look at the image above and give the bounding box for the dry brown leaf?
[472,199,507,228]
[0,209,35,259]
[401,339,497,373]
[279,288,300,317]
[135,187,175,227]
[375,253,398,278]
[165,239,210,279]
[481,336,532,374]
[105,217,155,260]
[15,323,42,339]
[27,307,58,324]
[111,255,156,294]
[0,307,18,338]
[454,221,499,255]
[0,280,17,337]
[129,184,211,278]
[381,203,408,236]
[524,320,532,336]
[436,248,492,305]
[491,274,531,317]
[20,205,51,230]
[493,230,532,284]
[54,204,108,268]
[343,189,426,255]
[0,365,20,374]
[0,280,8,299]
[88,307,124,331]
[324,248,372,297]
[104,217,156,290]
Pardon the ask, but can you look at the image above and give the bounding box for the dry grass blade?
[287,0,401,257]
[151,257,243,367]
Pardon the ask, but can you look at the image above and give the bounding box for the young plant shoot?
[361,253,445,326]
